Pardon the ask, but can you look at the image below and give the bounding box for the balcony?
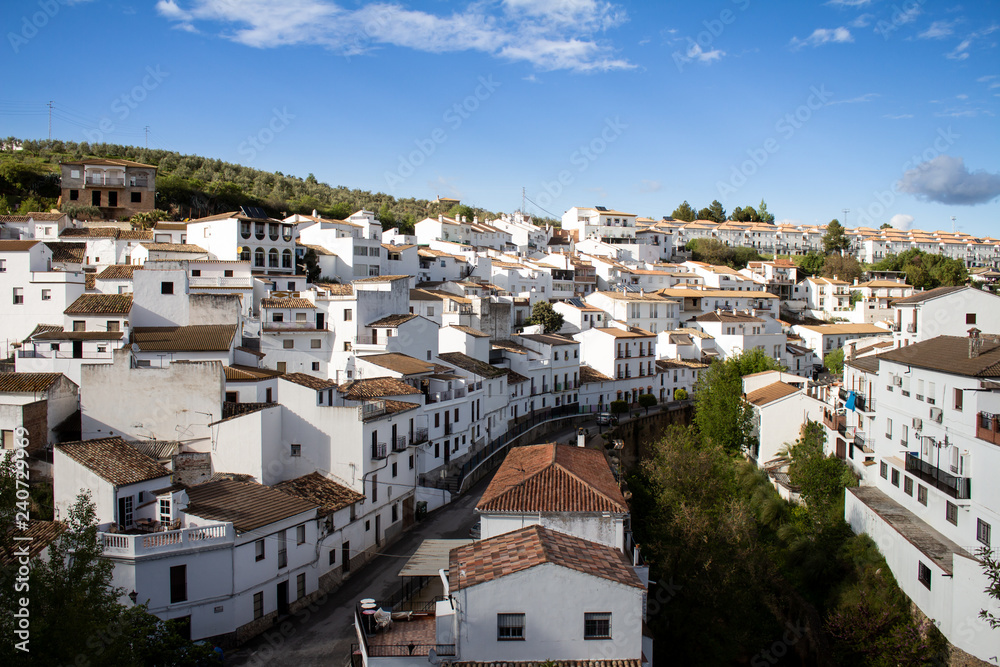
[906,323,917,333]
[392,436,407,452]
[905,452,971,500]
[976,412,1000,446]
[853,430,874,453]
[86,175,125,187]
[189,276,252,288]
[264,321,327,332]
[353,606,455,663]
[411,428,428,445]
[100,523,233,558]
[372,442,388,460]
[823,409,846,433]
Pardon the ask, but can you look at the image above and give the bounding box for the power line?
[522,193,560,219]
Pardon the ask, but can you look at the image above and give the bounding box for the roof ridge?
[552,450,626,510]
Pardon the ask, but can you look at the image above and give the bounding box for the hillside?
[0,138,498,231]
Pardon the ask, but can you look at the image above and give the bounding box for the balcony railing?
[823,409,846,433]
[392,436,407,452]
[100,523,233,558]
[905,452,971,500]
[264,321,327,331]
[86,176,125,186]
[353,335,386,345]
[189,276,252,288]
[412,427,428,445]
[372,442,388,460]
[976,412,1000,446]
[853,430,874,452]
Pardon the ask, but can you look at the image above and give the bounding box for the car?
[469,520,481,539]
[596,412,618,425]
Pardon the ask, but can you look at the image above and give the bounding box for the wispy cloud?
[155,0,634,72]
[685,42,725,64]
[897,155,1000,205]
[827,92,879,105]
[523,74,540,83]
[918,20,958,39]
[790,27,853,50]
[934,106,994,118]
[947,23,1000,60]
[638,179,662,193]
[850,13,874,28]
[826,0,870,7]
[883,113,914,119]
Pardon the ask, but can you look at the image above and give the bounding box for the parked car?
[469,519,481,539]
[596,412,618,425]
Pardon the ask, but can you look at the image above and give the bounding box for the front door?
[91,190,101,206]
[276,581,289,616]
[316,312,325,329]
[375,514,381,547]
[72,341,83,359]
[342,541,350,573]
[108,190,118,207]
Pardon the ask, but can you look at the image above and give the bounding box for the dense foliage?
[871,248,968,290]
[684,238,765,269]
[0,138,496,227]
[523,301,564,334]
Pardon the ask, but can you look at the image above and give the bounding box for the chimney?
[847,342,856,362]
[438,214,443,223]
[969,328,982,358]
[640,288,644,297]
[853,278,859,286]
[312,209,319,218]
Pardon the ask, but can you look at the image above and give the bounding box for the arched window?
[282,249,292,269]
[254,247,265,267]
[268,248,279,268]
[240,247,251,262]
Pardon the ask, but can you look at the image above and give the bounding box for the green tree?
[822,254,864,283]
[794,251,826,277]
[824,349,845,374]
[448,204,474,221]
[638,393,657,414]
[730,205,759,222]
[673,387,688,401]
[757,199,775,224]
[301,247,321,283]
[377,202,396,228]
[523,301,564,333]
[610,399,629,418]
[880,222,892,229]
[671,200,697,222]
[696,207,713,221]
[978,547,1000,630]
[707,199,726,223]
[823,219,852,255]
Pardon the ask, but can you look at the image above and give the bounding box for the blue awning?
[846,391,857,411]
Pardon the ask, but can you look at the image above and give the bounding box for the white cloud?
[934,106,994,118]
[826,0,870,6]
[888,214,914,230]
[919,20,958,39]
[883,113,914,119]
[827,92,879,105]
[897,155,1000,206]
[977,75,997,82]
[790,27,853,50]
[638,179,662,193]
[523,74,540,83]
[685,42,725,64]
[850,13,874,28]
[155,0,634,72]
[956,93,969,99]
[947,38,973,60]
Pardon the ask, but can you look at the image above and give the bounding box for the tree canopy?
[823,219,852,255]
[871,249,967,290]
[686,238,765,269]
[523,301,564,334]
[671,200,697,222]
[822,254,864,283]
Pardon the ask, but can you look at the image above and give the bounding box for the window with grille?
[297,573,306,600]
[946,501,958,526]
[917,562,931,590]
[978,519,992,546]
[584,612,612,639]
[918,485,927,506]
[497,613,525,640]
[253,592,264,619]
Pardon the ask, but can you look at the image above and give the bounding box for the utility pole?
[47,101,53,140]
[842,208,850,227]
[521,186,525,215]
[144,126,150,149]
[951,216,956,233]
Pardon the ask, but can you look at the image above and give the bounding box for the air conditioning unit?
[892,376,902,386]
[929,407,943,423]
[912,417,923,431]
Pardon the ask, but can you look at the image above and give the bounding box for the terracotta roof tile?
[879,335,1000,378]
[369,313,418,327]
[140,242,208,253]
[131,325,237,352]
[223,365,283,381]
[281,373,339,390]
[56,437,171,486]
[1,521,65,566]
[316,282,353,295]
[437,352,506,378]
[117,229,154,240]
[337,377,421,399]
[0,372,65,393]
[0,240,40,251]
[447,325,490,338]
[85,273,96,290]
[579,365,614,384]
[360,353,436,376]
[64,293,132,314]
[261,297,315,309]
[95,264,142,280]
[60,227,120,238]
[273,472,365,513]
[745,381,800,406]
[352,275,410,283]
[45,242,85,262]
[478,443,628,514]
[183,479,317,533]
[362,399,420,421]
[449,525,643,591]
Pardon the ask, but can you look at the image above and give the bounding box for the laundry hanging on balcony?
[845,391,857,411]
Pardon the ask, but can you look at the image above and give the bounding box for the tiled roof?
[360,353,436,376]
[296,242,333,256]
[131,324,237,352]
[590,326,655,339]
[219,401,277,422]
[410,288,445,301]
[693,311,764,323]
[140,242,208,253]
[352,274,410,283]
[745,381,800,406]
[794,323,886,335]
[0,240,40,251]
[30,330,123,341]
[878,335,1000,378]
[24,323,63,342]
[449,525,643,591]
[891,285,972,305]
[0,215,31,223]
[369,313,418,328]
[846,356,880,374]
[273,472,365,513]
[579,365,614,384]
[117,229,154,240]
[64,293,133,314]
[437,352,507,379]
[95,264,142,280]
[153,222,188,230]
[362,399,420,421]
[223,365,283,382]
[183,479,317,533]
[45,242,85,262]
[518,333,578,346]
[61,157,156,168]
[447,325,490,338]
[338,377,421,400]
[656,358,709,370]
[60,226,120,238]
[316,282,353,295]
[0,521,66,566]
[382,243,415,251]
[281,373,340,390]
[0,372,65,393]
[85,273,96,290]
[478,443,628,514]
[261,297,315,309]
[56,437,171,486]
[504,368,529,384]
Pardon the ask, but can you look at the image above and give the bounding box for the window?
[283,339,294,349]
[311,339,322,349]
[72,320,85,332]
[435,413,440,428]
[159,497,171,524]
[978,519,992,546]
[885,418,892,439]
[904,476,913,496]
[269,248,279,268]
[329,549,336,565]
[880,461,888,479]
[954,388,964,411]
[918,485,928,505]
[946,501,958,526]
[427,306,435,317]
[409,454,414,470]
[120,495,134,527]
[131,191,142,203]
[224,269,234,277]
[311,362,320,371]
[1,430,12,450]
[107,320,120,332]
[13,287,23,305]
[391,502,398,523]
[344,308,352,321]
[917,562,931,590]
[891,468,900,487]
[290,443,301,457]
[584,612,612,639]
[296,524,306,545]
[296,312,307,322]
[497,613,525,640]
[190,269,201,277]
[296,572,306,600]
[170,565,187,603]
[255,539,265,561]
[276,361,287,372]
[278,530,287,568]
[344,342,351,352]
[69,189,78,200]
[161,281,173,295]
[253,592,264,620]
[391,462,398,478]
[255,247,265,267]
[41,288,51,300]
[967,313,977,325]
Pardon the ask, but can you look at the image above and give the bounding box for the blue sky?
[2,0,999,235]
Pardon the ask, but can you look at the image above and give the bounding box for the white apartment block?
[584,290,679,335]
[187,209,297,274]
[891,286,1000,348]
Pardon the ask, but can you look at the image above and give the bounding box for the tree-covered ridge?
[0,138,498,230]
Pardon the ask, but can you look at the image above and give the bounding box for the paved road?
[226,479,486,667]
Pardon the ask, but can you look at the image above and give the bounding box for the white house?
[187,209,297,274]
[890,286,1000,348]
[0,372,78,457]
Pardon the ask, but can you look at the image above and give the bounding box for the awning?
[397,539,474,577]
[846,391,857,411]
